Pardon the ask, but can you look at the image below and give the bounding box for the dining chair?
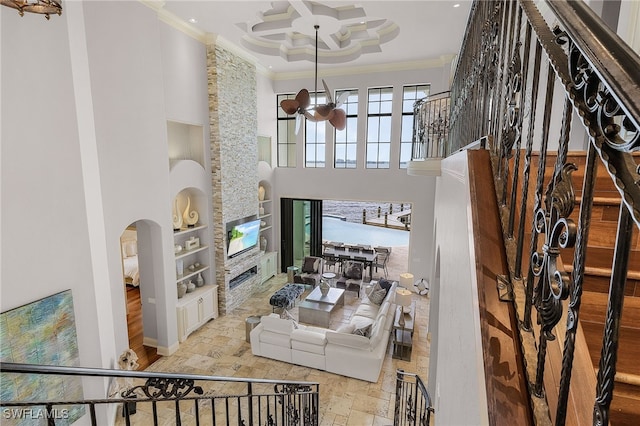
[372,250,389,278]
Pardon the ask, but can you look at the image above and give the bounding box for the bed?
[121,229,139,286]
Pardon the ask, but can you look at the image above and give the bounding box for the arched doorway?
[120,222,162,370]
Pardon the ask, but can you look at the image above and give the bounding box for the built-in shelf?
[260,225,272,232]
[258,199,272,204]
[259,213,272,219]
[177,265,210,283]
[175,244,209,260]
[174,224,207,236]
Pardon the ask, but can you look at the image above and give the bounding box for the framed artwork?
[0,290,85,424]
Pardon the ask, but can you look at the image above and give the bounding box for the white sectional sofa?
[250,281,397,382]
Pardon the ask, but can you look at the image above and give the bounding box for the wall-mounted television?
[226,216,261,258]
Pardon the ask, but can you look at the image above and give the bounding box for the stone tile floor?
[131,272,430,425]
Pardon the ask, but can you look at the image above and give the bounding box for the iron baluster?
[522,63,556,332]
[531,157,578,396]
[514,39,543,279]
[593,204,634,426]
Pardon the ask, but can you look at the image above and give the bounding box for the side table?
[392,301,415,360]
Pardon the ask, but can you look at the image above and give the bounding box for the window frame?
[365,86,393,169]
[277,93,298,168]
[334,89,358,169]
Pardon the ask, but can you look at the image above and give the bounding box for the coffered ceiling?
[161,1,473,76]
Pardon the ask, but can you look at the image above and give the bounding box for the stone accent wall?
[207,43,260,314]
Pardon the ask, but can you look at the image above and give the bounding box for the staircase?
[513,151,640,424]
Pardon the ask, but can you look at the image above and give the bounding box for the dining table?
[322,247,378,279]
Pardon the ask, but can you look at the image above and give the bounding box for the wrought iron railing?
[444,0,640,424]
[411,91,451,160]
[394,369,433,426]
[0,362,319,425]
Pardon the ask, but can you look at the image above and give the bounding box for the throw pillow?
[302,257,316,273]
[345,262,362,279]
[353,323,372,337]
[378,278,393,296]
[313,257,320,272]
[369,285,387,305]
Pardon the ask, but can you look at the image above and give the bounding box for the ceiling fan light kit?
[1,0,62,19]
[279,24,348,132]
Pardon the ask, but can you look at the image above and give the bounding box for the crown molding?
[272,54,458,81]
[140,0,207,42]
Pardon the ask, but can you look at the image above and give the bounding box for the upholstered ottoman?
[269,284,305,311]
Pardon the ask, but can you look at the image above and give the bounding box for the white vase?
[196,273,204,287]
[258,185,265,201]
[319,279,330,296]
[177,282,187,298]
[260,236,267,251]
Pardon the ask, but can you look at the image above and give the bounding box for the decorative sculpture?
[182,196,199,227]
[172,198,183,231]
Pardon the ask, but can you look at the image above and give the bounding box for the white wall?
[1,0,213,388]
[269,64,451,280]
[430,151,489,425]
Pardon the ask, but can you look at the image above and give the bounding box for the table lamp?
[399,272,414,289]
[395,288,412,327]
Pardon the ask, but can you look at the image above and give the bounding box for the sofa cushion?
[350,315,375,331]
[261,314,295,334]
[354,303,379,320]
[376,301,391,323]
[260,330,291,347]
[336,323,355,334]
[292,339,325,355]
[291,328,327,346]
[369,318,386,348]
[326,330,371,350]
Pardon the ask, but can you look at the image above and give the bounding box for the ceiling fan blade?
[296,89,311,110]
[280,99,300,115]
[314,104,333,119]
[295,114,302,134]
[322,79,333,104]
[336,91,350,107]
[313,108,333,122]
[330,108,346,131]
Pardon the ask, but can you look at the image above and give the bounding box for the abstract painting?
[0,290,85,425]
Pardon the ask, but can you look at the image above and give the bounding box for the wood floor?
[126,285,162,370]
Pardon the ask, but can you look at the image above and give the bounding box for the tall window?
[277,94,297,167]
[366,87,393,168]
[334,89,358,168]
[305,92,327,168]
[400,84,429,168]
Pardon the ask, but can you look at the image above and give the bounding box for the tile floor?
[139,272,430,425]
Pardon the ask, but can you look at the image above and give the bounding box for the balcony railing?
[440,0,640,424]
[411,91,451,160]
[0,362,319,425]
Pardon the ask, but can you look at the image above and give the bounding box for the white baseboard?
[142,337,157,348]
[157,342,179,356]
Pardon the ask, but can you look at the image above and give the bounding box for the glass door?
[280,198,323,273]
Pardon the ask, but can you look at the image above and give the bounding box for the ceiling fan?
[279,25,348,133]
